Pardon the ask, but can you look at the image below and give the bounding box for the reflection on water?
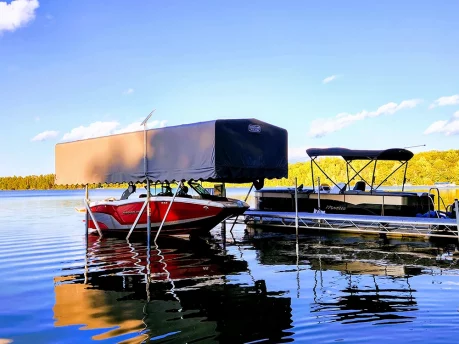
[247,231,459,332]
[53,236,293,343]
[2,190,459,343]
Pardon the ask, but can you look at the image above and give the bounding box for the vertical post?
[346,161,350,191]
[154,182,182,242]
[311,159,315,190]
[295,177,299,282]
[221,183,226,229]
[317,176,321,211]
[295,177,299,237]
[146,179,151,247]
[85,184,89,241]
[455,199,459,243]
[371,160,377,192]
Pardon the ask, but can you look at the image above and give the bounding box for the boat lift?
[243,178,459,241]
[82,110,181,244]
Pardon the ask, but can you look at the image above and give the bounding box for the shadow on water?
[53,234,294,343]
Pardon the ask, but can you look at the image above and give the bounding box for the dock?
[243,209,459,239]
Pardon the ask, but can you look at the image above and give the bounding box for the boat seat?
[331,182,347,194]
[353,181,366,192]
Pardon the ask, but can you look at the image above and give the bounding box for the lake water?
[1,188,459,343]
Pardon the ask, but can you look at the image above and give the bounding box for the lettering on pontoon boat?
[248,124,261,133]
[123,211,140,215]
[325,205,346,211]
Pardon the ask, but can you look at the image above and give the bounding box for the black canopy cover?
[55,118,288,185]
[306,147,414,161]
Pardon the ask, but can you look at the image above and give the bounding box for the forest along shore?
[1,149,458,191]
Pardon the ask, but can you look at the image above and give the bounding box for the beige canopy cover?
[55,119,288,185]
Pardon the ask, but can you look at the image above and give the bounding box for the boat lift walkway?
[243,209,459,239]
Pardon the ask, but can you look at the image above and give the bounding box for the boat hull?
[88,196,248,236]
[255,189,434,217]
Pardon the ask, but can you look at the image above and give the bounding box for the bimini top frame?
[306,147,414,193]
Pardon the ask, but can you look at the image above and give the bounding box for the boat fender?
[253,179,264,191]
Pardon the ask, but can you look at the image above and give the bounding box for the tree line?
[1,149,458,190]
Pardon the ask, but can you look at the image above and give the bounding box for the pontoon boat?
[255,148,456,218]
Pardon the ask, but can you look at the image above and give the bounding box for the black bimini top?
[306,148,414,161]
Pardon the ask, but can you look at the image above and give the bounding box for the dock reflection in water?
[53,235,293,343]
[246,231,459,329]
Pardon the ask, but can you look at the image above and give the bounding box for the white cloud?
[62,121,119,141]
[62,119,168,141]
[288,146,309,161]
[424,111,459,136]
[0,0,39,34]
[322,75,339,84]
[114,119,167,134]
[308,99,423,138]
[123,88,134,95]
[31,130,58,142]
[429,94,459,109]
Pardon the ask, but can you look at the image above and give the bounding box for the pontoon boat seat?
[331,182,347,193]
[353,181,366,192]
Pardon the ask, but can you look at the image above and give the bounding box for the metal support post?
[126,198,149,240]
[455,199,459,243]
[295,177,299,236]
[85,184,89,241]
[317,177,321,211]
[230,183,254,233]
[154,182,182,242]
[146,179,151,247]
[84,199,103,237]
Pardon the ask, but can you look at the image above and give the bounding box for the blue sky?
[1,0,459,177]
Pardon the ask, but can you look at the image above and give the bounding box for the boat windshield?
[189,182,211,196]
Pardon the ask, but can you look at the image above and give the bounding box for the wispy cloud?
[62,119,168,141]
[31,130,59,142]
[34,116,40,122]
[123,88,134,95]
[322,75,340,84]
[424,111,459,136]
[308,99,423,138]
[429,94,459,109]
[0,0,39,34]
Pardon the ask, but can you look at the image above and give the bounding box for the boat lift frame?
[83,110,182,244]
[244,198,459,240]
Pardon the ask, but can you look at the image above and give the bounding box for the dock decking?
[243,210,459,239]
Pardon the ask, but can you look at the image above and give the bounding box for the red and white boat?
[56,118,288,237]
[87,182,249,236]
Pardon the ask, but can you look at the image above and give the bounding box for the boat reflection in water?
[247,231,459,326]
[53,234,293,343]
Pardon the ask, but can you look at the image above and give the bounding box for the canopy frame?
[307,148,412,192]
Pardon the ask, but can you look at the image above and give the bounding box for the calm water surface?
[1,188,459,343]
